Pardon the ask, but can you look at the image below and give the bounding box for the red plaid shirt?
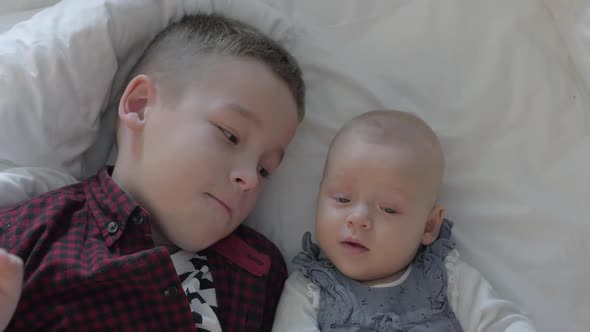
[0,167,287,331]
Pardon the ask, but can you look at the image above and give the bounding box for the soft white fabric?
[0,1,588,331]
[0,161,77,207]
[246,1,589,331]
[272,251,536,332]
[543,0,590,95]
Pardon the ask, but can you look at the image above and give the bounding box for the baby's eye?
[336,197,350,203]
[382,207,397,214]
[258,167,270,179]
[218,126,238,144]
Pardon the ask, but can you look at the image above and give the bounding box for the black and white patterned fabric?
[170,250,222,332]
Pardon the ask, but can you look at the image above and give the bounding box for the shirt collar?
[86,167,147,247]
[209,230,271,277]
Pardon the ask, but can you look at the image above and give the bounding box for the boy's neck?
[111,165,180,253]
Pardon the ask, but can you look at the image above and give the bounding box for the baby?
[272,110,535,331]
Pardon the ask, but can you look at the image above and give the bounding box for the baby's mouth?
[341,240,369,252]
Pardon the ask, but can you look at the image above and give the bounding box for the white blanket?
[0,1,588,331]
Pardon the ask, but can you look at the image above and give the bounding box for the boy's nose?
[230,168,259,192]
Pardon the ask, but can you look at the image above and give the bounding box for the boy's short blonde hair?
[122,13,305,120]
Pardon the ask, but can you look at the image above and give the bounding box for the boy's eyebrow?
[227,103,262,128]
[226,102,286,163]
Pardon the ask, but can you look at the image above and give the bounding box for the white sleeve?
[446,251,536,332]
[272,271,321,332]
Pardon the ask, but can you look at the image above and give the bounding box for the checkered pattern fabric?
[0,167,287,331]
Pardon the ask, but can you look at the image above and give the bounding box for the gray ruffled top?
[293,219,463,332]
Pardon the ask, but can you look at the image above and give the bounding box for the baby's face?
[316,137,437,285]
[131,56,299,252]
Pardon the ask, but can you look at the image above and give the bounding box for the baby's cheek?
[315,207,334,226]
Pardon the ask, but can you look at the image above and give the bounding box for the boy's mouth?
[206,193,232,219]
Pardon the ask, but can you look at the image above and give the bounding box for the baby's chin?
[330,259,371,281]
[334,260,407,286]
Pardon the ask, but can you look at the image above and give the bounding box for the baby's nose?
[346,205,372,229]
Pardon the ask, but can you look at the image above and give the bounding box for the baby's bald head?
[325,110,445,207]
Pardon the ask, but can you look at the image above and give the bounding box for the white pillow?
[543,0,590,95]
[247,1,589,331]
[0,0,299,206]
[1,1,589,331]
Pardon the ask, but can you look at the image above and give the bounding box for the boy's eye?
[218,126,238,144]
[383,207,397,214]
[258,167,270,179]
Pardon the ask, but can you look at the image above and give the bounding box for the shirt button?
[131,213,144,225]
[164,287,178,297]
[323,261,335,268]
[106,221,119,234]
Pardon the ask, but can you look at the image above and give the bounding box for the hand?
[0,249,23,331]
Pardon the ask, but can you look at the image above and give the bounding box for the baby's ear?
[118,75,154,132]
[421,205,444,245]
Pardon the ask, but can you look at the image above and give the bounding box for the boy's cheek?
[238,193,259,221]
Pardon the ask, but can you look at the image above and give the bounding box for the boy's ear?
[421,205,444,245]
[118,75,155,132]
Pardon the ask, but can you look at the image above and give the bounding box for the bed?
[0,0,588,331]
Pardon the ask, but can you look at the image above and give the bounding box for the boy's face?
[315,137,441,286]
[123,57,299,252]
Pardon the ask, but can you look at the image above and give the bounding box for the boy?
[0,249,21,331]
[0,13,305,331]
[273,110,535,331]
